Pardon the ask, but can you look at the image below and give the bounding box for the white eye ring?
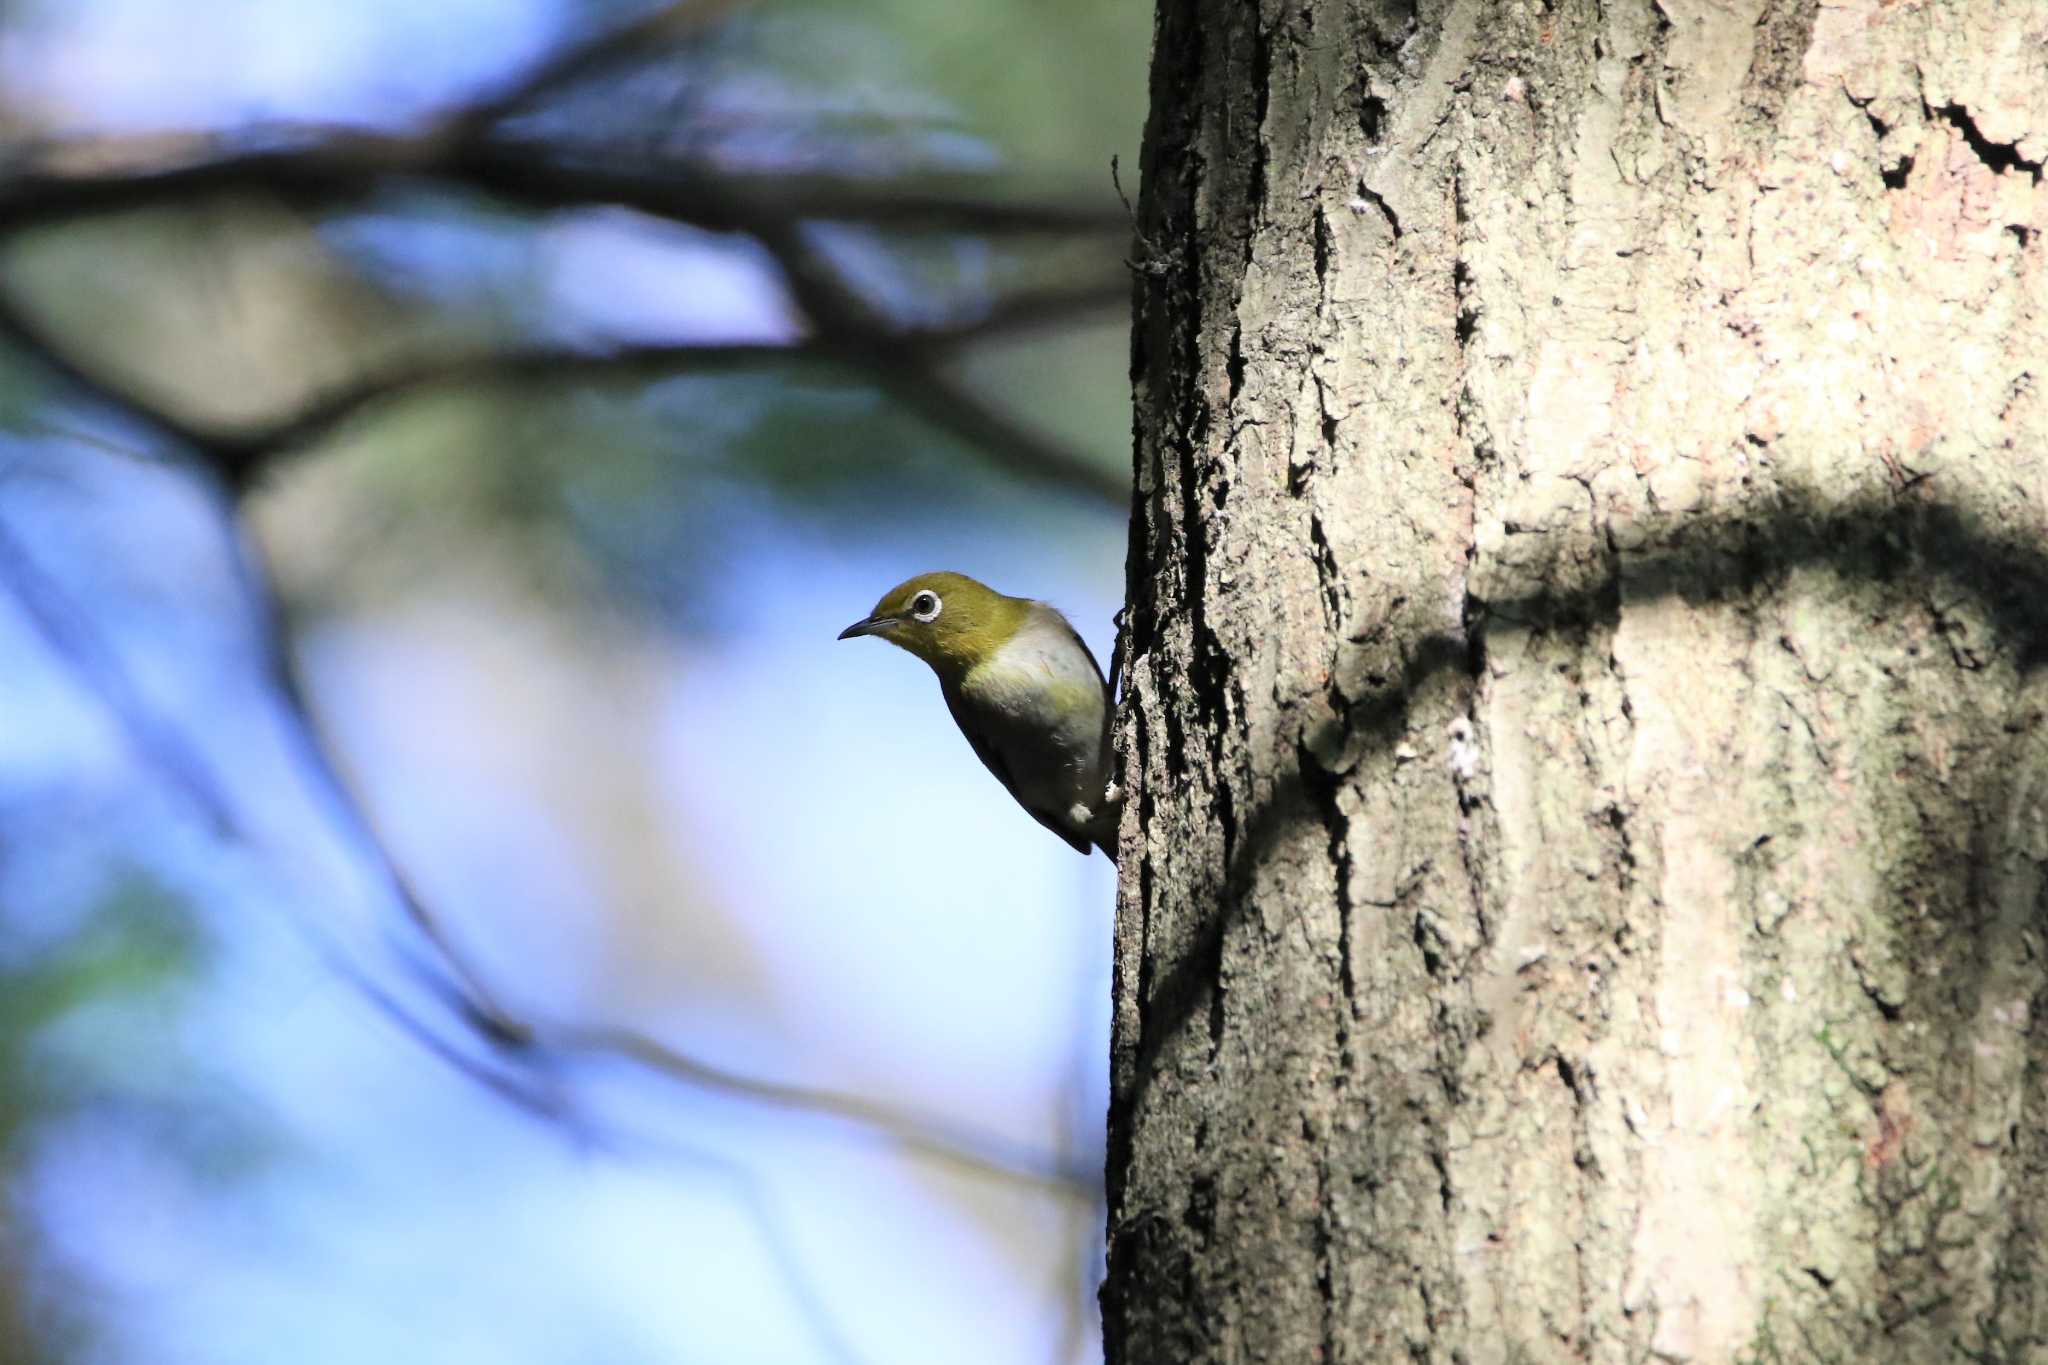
[910,590,942,622]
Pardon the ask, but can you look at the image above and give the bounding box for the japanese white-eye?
[838,572,1119,858]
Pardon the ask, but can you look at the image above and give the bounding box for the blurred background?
[0,1,1141,1360]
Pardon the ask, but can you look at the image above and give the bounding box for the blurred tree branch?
[0,0,1131,505]
[0,131,1129,499]
[0,489,1096,1194]
[0,273,1124,495]
[0,499,576,1128]
[0,515,237,838]
[0,136,1127,240]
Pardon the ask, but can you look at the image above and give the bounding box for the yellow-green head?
[836,571,1029,679]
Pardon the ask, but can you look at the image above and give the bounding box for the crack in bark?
[1851,92,1916,191]
[1312,1142,1341,1365]
[1934,102,2045,184]
[1247,9,1274,220]
[1350,180,1404,237]
[1307,510,1346,637]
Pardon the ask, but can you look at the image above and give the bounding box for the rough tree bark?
[1103,0,2047,1361]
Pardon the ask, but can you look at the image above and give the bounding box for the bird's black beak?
[837,615,894,640]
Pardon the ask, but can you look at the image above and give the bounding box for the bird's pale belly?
[961,633,1109,811]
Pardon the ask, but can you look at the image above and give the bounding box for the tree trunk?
[1103,0,2048,1360]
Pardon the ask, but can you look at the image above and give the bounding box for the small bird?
[838,572,1119,858]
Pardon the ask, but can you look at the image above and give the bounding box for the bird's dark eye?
[911,591,942,621]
